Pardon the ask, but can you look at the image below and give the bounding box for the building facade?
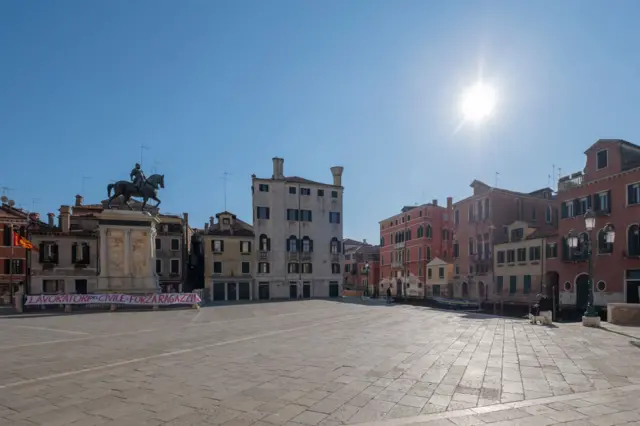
[493,221,554,306]
[202,212,255,302]
[546,139,640,310]
[29,205,100,295]
[425,257,454,298]
[343,239,380,295]
[0,203,29,305]
[251,157,344,299]
[378,198,454,297]
[155,213,191,293]
[452,180,556,301]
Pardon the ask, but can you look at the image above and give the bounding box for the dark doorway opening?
[238,282,250,300]
[303,282,311,298]
[289,283,298,299]
[329,281,339,298]
[75,279,87,294]
[213,282,225,301]
[258,283,270,300]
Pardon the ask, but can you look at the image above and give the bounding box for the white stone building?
[251,157,344,299]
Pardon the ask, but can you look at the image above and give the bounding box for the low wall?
[607,303,640,326]
[343,290,363,297]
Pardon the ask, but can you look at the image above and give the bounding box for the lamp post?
[362,262,370,297]
[567,210,615,327]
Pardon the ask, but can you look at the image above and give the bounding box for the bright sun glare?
[461,82,496,123]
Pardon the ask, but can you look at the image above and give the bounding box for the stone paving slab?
[0,302,639,425]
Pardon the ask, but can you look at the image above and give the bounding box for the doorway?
[227,282,237,301]
[396,279,402,297]
[575,273,590,310]
[329,281,339,298]
[462,281,469,298]
[213,282,225,301]
[75,279,87,294]
[258,282,270,300]
[303,281,311,299]
[289,282,298,299]
[238,282,250,300]
[625,269,640,303]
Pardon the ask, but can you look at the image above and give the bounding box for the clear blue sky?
[2,1,639,241]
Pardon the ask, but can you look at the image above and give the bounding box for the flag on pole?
[13,233,38,251]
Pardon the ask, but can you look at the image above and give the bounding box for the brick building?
[343,239,380,295]
[452,180,556,301]
[546,139,640,311]
[378,198,454,297]
[0,203,29,305]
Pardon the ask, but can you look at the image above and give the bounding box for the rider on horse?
[130,163,146,191]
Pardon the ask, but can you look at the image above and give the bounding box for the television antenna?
[140,144,150,167]
[1,186,13,196]
[220,172,232,211]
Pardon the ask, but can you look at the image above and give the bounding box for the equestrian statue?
[107,162,165,211]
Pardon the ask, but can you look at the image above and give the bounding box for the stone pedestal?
[96,210,160,294]
[582,315,601,327]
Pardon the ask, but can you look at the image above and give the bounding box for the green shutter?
[509,276,517,294]
[523,275,531,294]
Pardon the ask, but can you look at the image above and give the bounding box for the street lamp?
[362,262,370,297]
[567,210,615,326]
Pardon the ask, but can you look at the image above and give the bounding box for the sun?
[461,82,496,123]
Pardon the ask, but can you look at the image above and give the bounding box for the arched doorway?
[396,279,402,297]
[462,281,469,298]
[575,273,589,310]
[478,281,485,299]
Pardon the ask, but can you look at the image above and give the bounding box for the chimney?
[272,157,284,180]
[59,206,71,232]
[47,213,55,227]
[363,239,367,245]
[204,223,209,232]
[209,216,214,228]
[330,166,344,186]
[432,199,438,207]
[75,194,83,206]
[446,197,453,210]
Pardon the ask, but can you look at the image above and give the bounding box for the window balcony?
[395,242,405,249]
[391,261,403,268]
[331,254,341,263]
[288,252,299,261]
[259,250,269,261]
[300,252,312,261]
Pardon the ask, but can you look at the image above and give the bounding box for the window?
[331,190,338,198]
[155,238,162,250]
[259,183,269,192]
[6,259,23,274]
[43,279,62,294]
[596,281,606,292]
[497,251,505,264]
[418,266,422,277]
[426,225,432,239]
[171,238,180,251]
[344,264,350,273]
[453,243,459,258]
[561,200,574,219]
[330,238,341,254]
[318,189,324,196]
[405,229,411,241]
[302,263,312,274]
[531,207,536,221]
[289,187,297,194]
[496,276,503,294]
[240,241,252,254]
[517,248,526,262]
[170,259,180,275]
[212,240,224,253]
[331,263,341,274]
[523,275,531,294]
[578,197,589,215]
[455,264,460,275]
[288,263,299,273]
[213,262,222,274]
[71,243,90,264]
[301,188,311,196]
[259,234,270,251]
[329,212,341,224]
[301,237,313,252]
[380,237,385,246]
[426,246,431,261]
[597,226,614,254]
[428,268,432,279]
[287,236,298,252]
[286,209,299,221]
[628,183,640,206]
[509,276,517,294]
[418,247,422,260]
[627,225,640,256]
[469,264,474,274]
[419,210,423,217]
[595,191,611,213]
[510,228,524,242]
[438,267,444,279]
[242,262,250,274]
[596,149,608,170]
[300,210,312,221]
[39,242,59,263]
[507,250,515,263]
[417,226,424,238]
[468,205,475,222]
[222,218,230,225]
[258,262,270,274]
[546,243,558,258]
[545,205,553,224]
[256,206,270,219]
[156,259,162,274]
[529,246,541,261]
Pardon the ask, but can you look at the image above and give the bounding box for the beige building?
[202,212,255,301]
[492,221,553,305]
[155,213,191,293]
[425,257,454,298]
[30,205,100,294]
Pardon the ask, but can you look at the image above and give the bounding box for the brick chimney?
[432,199,438,207]
[59,206,71,232]
[272,157,284,180]
[75,194,83,206]
[209,216,214,228]
[47,213,55,227]
[204,223,209,232]
[331,166,344,186]
[447,197,453,211]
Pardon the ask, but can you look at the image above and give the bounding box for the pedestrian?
[386,285,392,304]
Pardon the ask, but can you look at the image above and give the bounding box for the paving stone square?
[1,301,640,425]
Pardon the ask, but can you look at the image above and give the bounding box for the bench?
[529,311,552,325]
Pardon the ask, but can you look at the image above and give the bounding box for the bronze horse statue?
[107,174,165,211]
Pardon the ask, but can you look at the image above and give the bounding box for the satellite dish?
[7,200,15,207]
[0,195,7,203]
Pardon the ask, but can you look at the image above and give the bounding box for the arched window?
[301,236,313,252]
[545,205,553,224]
[628,224,640,256]
[426,225,432,239]
[597,224,614,254]
[426,246,432,261]
[417,226,424,238]
[287,235,298,252]
[380,236,385,246]
[330,237,341,254]
[405,229,411,241]
[259,234,270,251]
